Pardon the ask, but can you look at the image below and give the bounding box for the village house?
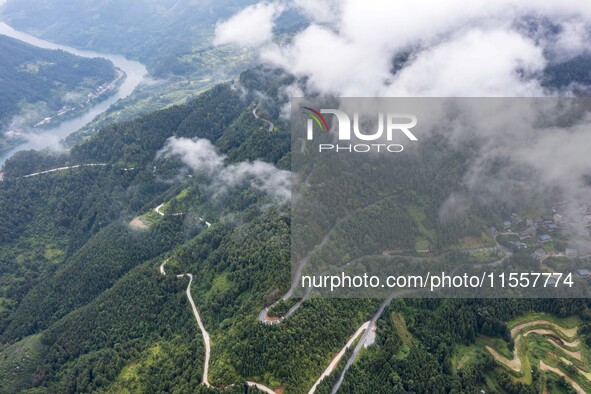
[532,248,546,260]
[542,216,554,224]
[519,227,536,238]
[509,241,527,250]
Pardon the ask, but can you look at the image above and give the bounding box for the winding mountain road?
[252,104,275,132]
[256,198,390,325]
[247,381,277,394]
[20,163,107,178]
[309,321,370,394]
[160,259,169,275]
[158,259,211,386]
[152,160,525,392]
[184,273,211,386]
[330,290,412,393]
[159,257,275,392]
[330,245,516,393]
[8,163,140,181]
[154,202,211,226]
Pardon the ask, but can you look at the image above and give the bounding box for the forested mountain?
[0,34,116,147]
[0,0,278,77]
[0,0,308,145]
[0,67,591,394]
[1,0,216,72]
[5,0,591,392]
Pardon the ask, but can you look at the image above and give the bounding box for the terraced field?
[485,314,591,393]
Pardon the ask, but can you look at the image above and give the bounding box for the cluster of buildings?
[34,105,80,127]
[34,69,124,128]
[502,206,591,278]
[489,211,563,247]
[488,206,591,264]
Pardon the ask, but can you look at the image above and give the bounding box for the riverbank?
[0,22,147,165]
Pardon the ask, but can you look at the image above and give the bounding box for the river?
[0,22,148,164]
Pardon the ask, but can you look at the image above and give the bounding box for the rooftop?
[538,234,551,241]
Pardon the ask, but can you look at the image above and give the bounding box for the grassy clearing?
[107,337,201,393]
[453,343,488,372]
[0,334,46,393]
[206,273,232,298]
[43,246,64,263]
[107,343,164,393]
[414,238,431,251]
[467,249,504,263]
[139,209,162,226]
[175,187,190,201]
[391,312,412,347]
[129,216,149,230]
[407,204,435,251]
[457,231,496,250]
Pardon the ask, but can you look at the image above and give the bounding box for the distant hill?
[0,0,257,76]
[0,67,590,394]
[0,0,306,77]
[0,1,307,146]
[0,34,117,147]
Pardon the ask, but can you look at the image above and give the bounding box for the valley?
[0,22,147,164]
[2,2,591,392]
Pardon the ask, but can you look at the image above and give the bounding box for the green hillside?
[0,68,591,394]
[0,34,117,150]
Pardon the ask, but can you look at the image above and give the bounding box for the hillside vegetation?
[0,34,117,150]
[0,68,591,393]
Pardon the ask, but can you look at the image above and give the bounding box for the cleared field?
[129,216,149,229]
[511,319,578,338]
[486,339,522,372]
[540,360,585,394]
[484,314,591,393]
[524,329,580,347]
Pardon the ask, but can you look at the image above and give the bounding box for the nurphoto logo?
[303,106,418,153]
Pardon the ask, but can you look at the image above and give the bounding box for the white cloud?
[551,19,591,62]
[279,83,305,118]
[383,29,546,97]
[433,99,591,245]
[256,0,591,96]
[292,0,342,24]
[157,137,290,202]
[214,2,284,47]
[218,0,591,247]
[156,137,223,176]
[220,160,291,202]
